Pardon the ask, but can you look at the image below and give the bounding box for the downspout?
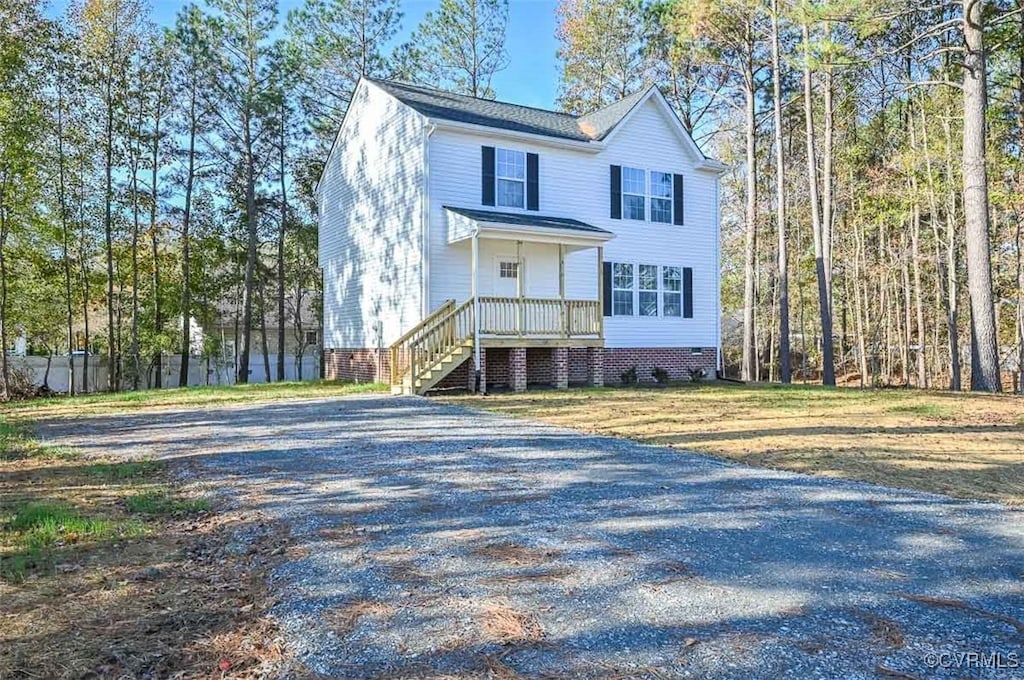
[421,123,436,319]
[715,174,723,375]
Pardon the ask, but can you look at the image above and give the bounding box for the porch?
[390,206,614,394]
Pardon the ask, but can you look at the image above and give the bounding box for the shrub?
[688,368,707,382]
[620,366,638,385]
[651,367,670,384]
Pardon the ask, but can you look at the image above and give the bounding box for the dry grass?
[443,383,1024,505]
[0,419,296,678]
[478,601,544,645]
[6,379,387,420]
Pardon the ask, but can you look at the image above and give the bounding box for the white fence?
[9,353,321,393]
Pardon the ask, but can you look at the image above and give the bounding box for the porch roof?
[444,206,614,247]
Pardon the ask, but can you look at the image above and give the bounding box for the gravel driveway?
[37,395,1024,679]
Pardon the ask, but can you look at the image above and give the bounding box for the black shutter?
[602,261,613,316]
[482,146,495,206]
[526,153,539,210]
[610,165,622,219]
[683,267,693,318]
[673,174,684,225]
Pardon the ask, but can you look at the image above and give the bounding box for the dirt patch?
[471,541,562,566]
[0,426,297,678]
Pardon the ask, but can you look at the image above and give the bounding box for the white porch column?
[472,232,481,392]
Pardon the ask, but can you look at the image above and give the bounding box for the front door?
[493,256,523,298]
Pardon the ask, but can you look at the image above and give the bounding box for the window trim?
[605,262,688,318]
[611,263,634,316]
[649,170,674,224]
[621,166,646,220]
[662,266,682,317]
[495,147,526,209]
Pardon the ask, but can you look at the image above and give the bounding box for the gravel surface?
[36,395,1024,679]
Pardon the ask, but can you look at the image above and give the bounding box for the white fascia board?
[429,118,604,153]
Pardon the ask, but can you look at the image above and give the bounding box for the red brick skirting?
[323,348,388,383]
[602,347,717,384]
[323,345,718,389]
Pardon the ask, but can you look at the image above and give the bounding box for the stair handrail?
[389,299,456,385]
[407,298,475,388]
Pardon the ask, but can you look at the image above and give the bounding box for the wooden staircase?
[389,299,475,395]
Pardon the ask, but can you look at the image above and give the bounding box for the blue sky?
[50,0,563,109]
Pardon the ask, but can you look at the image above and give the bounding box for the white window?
[499,261,519,279]
[621,167,645,220]
[662,266,682,317]
[650,171,673,223]
[496,148,525,208]
[612,263,634,316]
[638,264,659,316]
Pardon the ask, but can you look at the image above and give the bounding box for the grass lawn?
[0,381,368,677]
[443,382,1024,506]
[6,379,387,420]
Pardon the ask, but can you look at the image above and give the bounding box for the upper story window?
[650,171,673,223]
[611,165,683,225]
[621,167,646,220]
[496,148,525,208]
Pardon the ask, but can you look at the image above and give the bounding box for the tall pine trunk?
[179,81,198,388]
[741,49,758,382]
[801,22,836,386]
[56,73,76,396]
[277,103,287,382]
[961,0,1001,392]
[771,0,790,383]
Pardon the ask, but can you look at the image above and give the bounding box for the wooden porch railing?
[478,297,601,337]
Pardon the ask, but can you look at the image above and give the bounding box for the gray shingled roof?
[444,206,613,235]
[367,78,650,143]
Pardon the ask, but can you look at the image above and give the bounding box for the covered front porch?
[448,205,613,345]
[389,207,613,394]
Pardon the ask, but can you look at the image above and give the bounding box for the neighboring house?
[317,78,726,394]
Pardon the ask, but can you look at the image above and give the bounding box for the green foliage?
[85,460,163,482]
[620,366,639,384]
[651,367,671,383]
[125,490,209,515]
[397,0,509,98]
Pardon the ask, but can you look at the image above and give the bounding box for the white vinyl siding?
[318,81,425,348]
[421,96,718,348]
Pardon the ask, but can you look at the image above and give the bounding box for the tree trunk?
[104,49,117,393]
[961,0,1001,392]
[179,83,197,388]
[56,74,76,396]
[259,282,271,383]
[0,203,9,399]
[771,0,790,384]
[150,86,164,389]
[277,103,287,382]
[237,115,257,385]
[741,52,758,382]
[130,119,141,391]
[801,22,836,386]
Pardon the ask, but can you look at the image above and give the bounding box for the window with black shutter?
[481,146,495,206]
[683,267,693,318]
[610,165,622,219]
[526,153,539,210]
[673,174,684,226]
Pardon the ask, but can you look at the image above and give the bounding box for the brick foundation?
[324,348,388,383]
[510,347,527,392]
[324,345,718,392]
[602,347,717,384]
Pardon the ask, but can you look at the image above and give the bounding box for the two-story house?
[317,78,726,394]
